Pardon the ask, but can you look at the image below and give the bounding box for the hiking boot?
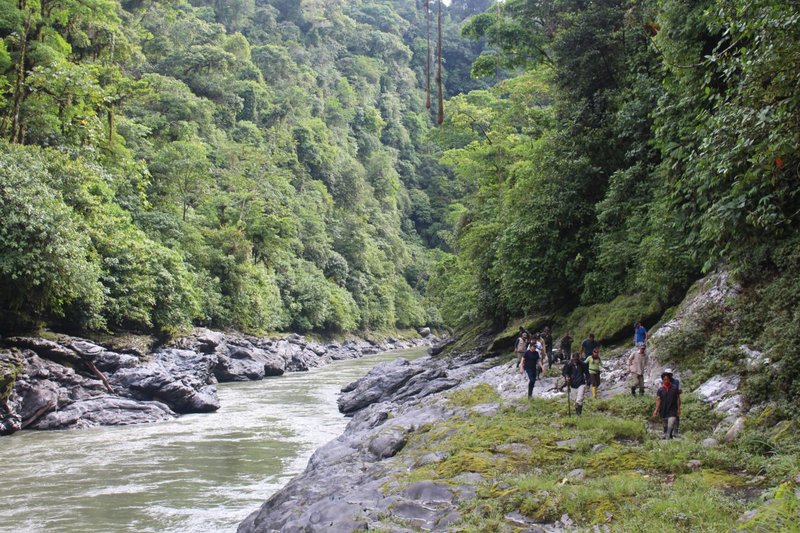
[631,387,637,397]
[575,404,583,416]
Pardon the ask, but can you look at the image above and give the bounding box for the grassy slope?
[381,384,798,531]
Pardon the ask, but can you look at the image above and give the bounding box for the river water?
[0,347,427,533]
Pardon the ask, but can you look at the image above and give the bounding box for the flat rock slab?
[402,481,454,504]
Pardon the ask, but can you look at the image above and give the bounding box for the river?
[0,347,427,533]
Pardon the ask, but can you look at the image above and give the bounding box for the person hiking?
[653,369,680,439]
[634,321,648,347]
[664,367,682,436]
[563,353,590,415]
[559,331,573,363]
[543,327,554,368]
[585,347,604,398]
[627,345,647,396]
[581,333,599,358]
[519,342,545,399]
[514,332,528,364]
[533,333,546,377]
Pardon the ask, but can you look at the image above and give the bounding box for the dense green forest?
[0,0,493,335]
[1,0,798,399]
[420,0,800,406]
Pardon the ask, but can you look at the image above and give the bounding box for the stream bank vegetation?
[386,385,799,532]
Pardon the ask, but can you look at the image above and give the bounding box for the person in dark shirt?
[581,333,598,358]
[653,370,680,439]
[519,343,544,399]
[559,331,573,363]
[562,353,590,415]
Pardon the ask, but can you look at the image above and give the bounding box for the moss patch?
[446,384,500,407]
[0,350,24,402]
[556,293,664,345]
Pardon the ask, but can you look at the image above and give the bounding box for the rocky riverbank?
[0,329,438,436]
[239,272,793,532]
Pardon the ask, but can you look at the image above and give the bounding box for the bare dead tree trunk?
[86,361,114,394]
[436,0,444,125]
[425,0,431,110]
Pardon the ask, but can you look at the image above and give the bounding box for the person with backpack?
[519,341,545,399]
[514,332,528,365]
[653,369,680,439]
[585,347,604,398]
[627,345,647,396]
[563,353,590,415]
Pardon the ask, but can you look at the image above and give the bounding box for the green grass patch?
[446,383,500,407]
[736,482,800,532]
[387,391,792,532]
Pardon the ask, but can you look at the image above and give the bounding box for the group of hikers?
[516,321,682,439]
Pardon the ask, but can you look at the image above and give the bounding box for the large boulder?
[337,359,425,415]
[31,397,175,429]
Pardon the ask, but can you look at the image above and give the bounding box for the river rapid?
[0,347,427,533]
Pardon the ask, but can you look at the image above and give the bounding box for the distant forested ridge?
[0,0,491,335]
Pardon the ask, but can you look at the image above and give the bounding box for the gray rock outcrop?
[0,330,436,435]
[238,348,498,533]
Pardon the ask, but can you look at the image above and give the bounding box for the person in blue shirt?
[581,333,599,357]
[634,321,648,347]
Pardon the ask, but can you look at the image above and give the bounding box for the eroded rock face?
[1,330,436,435]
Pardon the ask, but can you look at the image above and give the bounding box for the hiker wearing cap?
[584,347,604,398]
[627,345,647,396]
[514,332,528,365]
[634,321,648,347]
[519,341,545,399]
[563,353,590,415]
[653,369,680,439]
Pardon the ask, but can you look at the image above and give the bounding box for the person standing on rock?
[563,353,590,415]
[519,341,545,399]
[653,369,680,439]
[559,331,573,363]
[627,345,647,396]
[543,327,554,368]
[585,347,604,399]
[581,333,599,358]
[634,321,648,347]
[514,332,528,365]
